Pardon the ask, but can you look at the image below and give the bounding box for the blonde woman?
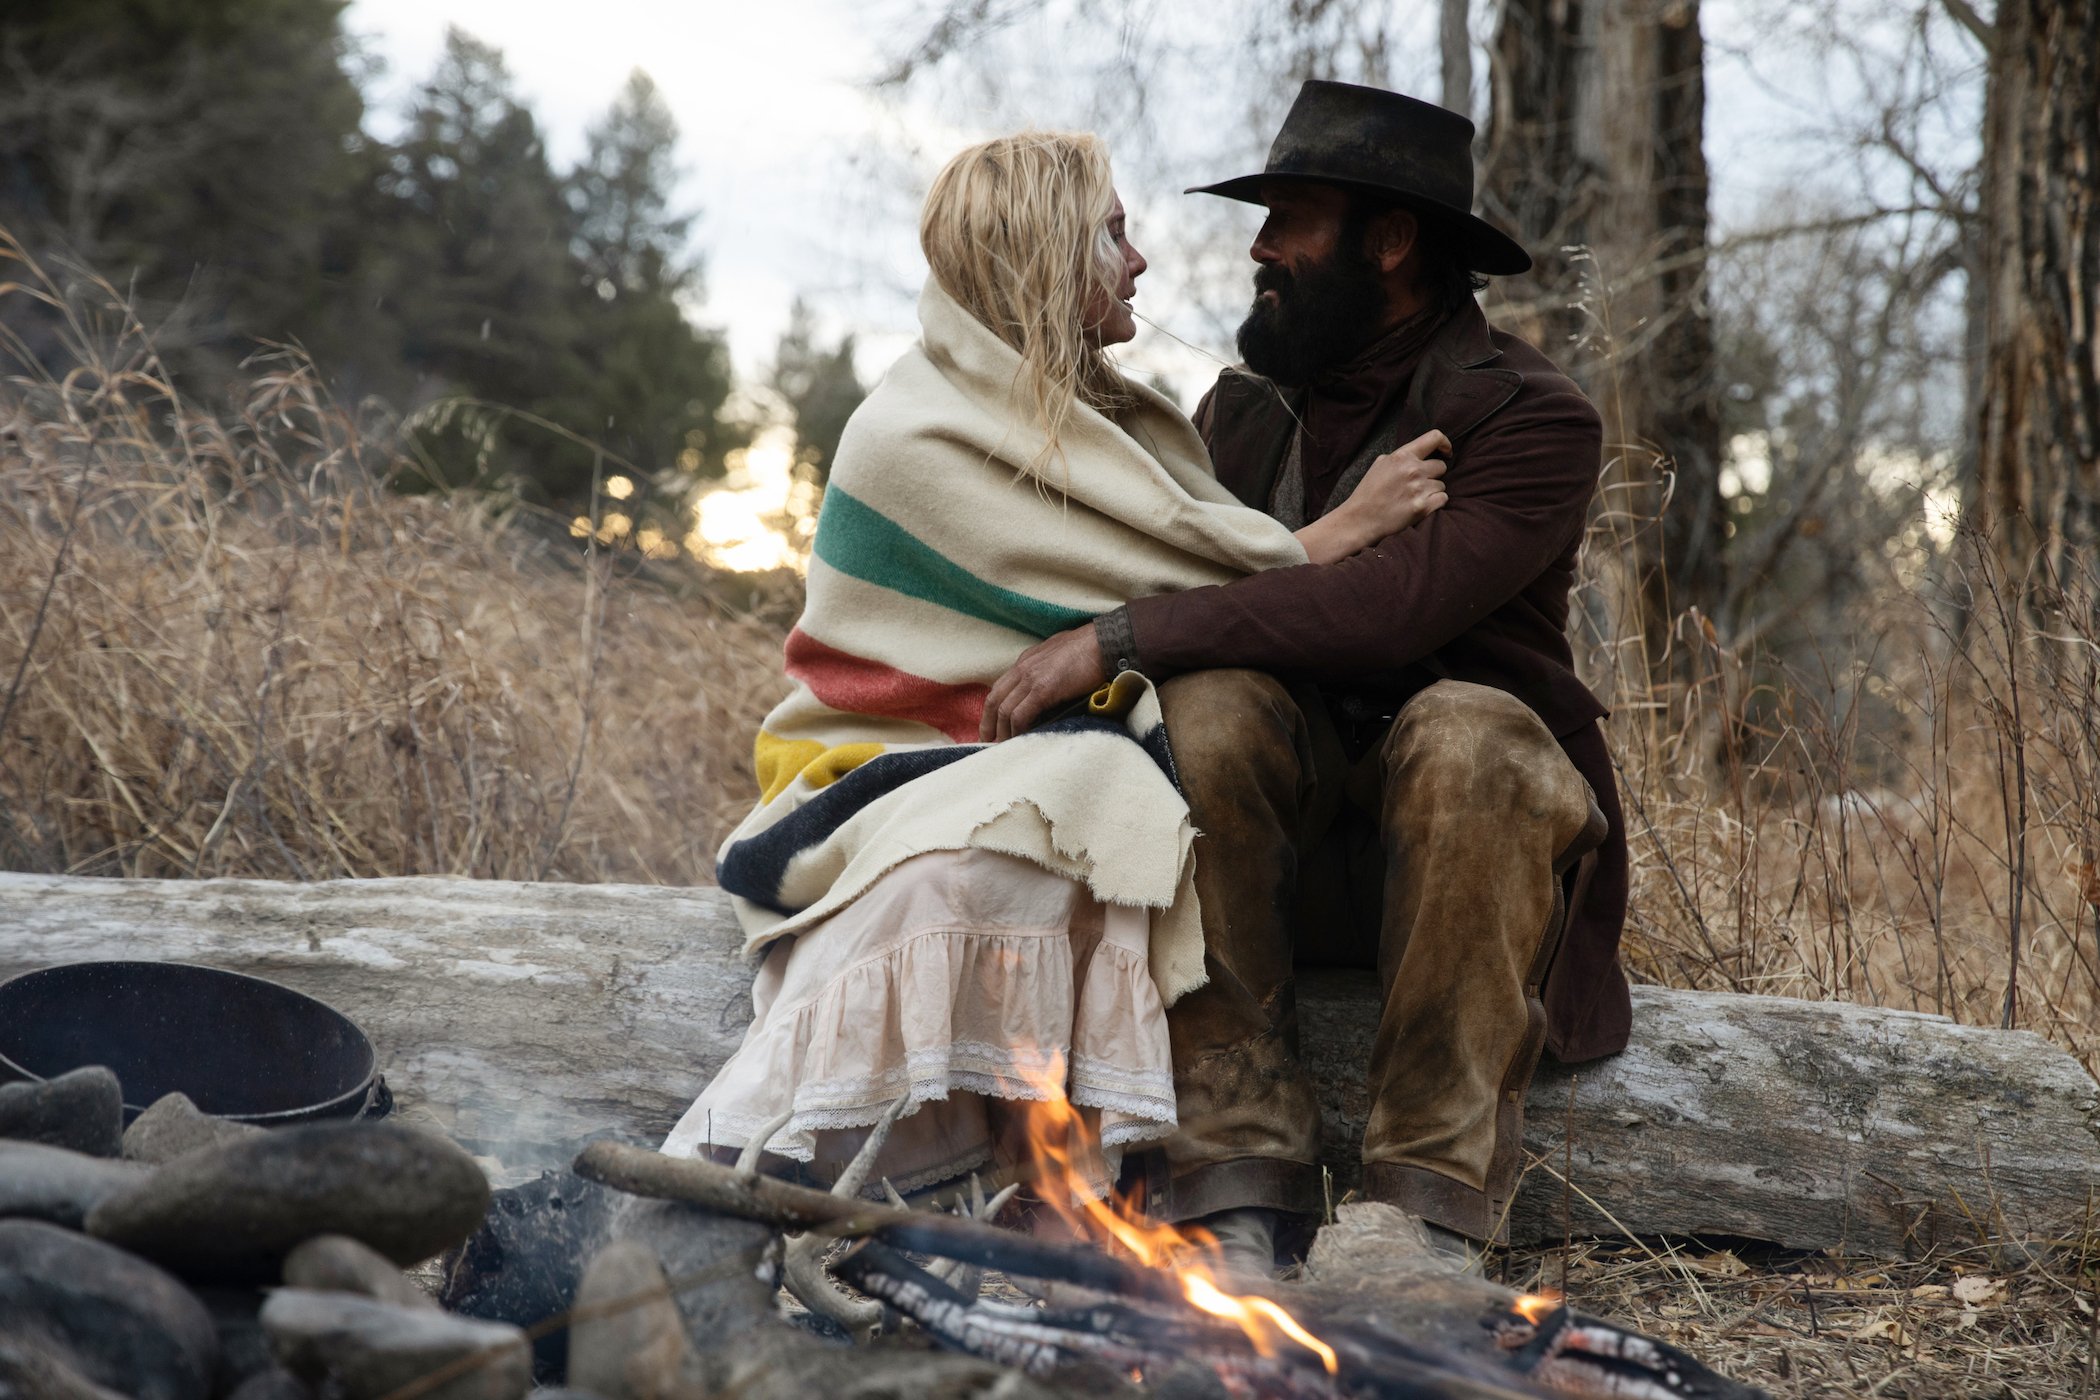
[662,132,1445,1200]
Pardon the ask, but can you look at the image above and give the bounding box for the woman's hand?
[1293,429,1451,565]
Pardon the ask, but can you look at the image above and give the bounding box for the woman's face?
[1083,193,1147,347]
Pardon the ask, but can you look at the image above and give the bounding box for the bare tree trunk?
[1478,0,1592,358]
[1439,0,1473,115]
[1482,0,1722,680]
[1640,3,1724,638]
[1974,0,2100,596]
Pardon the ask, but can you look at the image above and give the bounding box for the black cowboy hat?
[1189,79,1532,276]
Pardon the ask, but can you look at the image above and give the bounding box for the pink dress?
[662,846,1178,1195]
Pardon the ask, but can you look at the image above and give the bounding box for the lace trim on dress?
[703,1055,1175,1157]
[662,861,1178,1196]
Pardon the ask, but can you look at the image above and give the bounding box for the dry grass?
[1549,454,2100,1395]
[5,246,2098,1396]
[1498,1235,2100,1399]
[1582,477,2100,1079]
[0,246,788,884]
[1603,611,2100,1079]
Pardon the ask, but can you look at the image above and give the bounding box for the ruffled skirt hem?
[663,849,1177,1195]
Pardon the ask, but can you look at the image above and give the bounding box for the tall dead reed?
[1582,455,2100,1077]
[0,242,786,885]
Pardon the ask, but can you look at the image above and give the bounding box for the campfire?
[1,1021,1764,1398]
[1008,1056,1338,1377]
[573,1059,1767,1400]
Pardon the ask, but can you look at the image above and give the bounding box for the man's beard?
[1235,242,1389,387]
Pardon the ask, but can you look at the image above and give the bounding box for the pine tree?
[374,29,593,498]
[770,298,865,482]
[556,70,743,504]
[0,0,368,379]
[569,72,689,301]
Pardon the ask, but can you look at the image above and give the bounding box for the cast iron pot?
[0,960,389,1125]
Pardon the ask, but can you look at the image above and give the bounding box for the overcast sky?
[344,0,1982,405]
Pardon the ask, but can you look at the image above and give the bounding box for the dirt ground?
[1497,1235,2099,1399]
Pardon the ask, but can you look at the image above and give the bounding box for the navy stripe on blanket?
[718,715,1173,915]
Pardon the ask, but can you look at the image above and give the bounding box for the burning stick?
[835,1240,1355,1399]
[1497,1303,1734,1400]
[836,1239,1569,1399]
[572,1140,1184,1302]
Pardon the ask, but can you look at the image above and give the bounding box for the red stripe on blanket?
[784,627,988,745]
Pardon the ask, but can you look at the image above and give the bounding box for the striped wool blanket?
[716,278,1306,1005]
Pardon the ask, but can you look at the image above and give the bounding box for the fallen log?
[2,872,2094,1256]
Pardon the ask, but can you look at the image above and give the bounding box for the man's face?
[1235,181,1390,387]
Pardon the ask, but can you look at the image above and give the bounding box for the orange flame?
[1513,1291,1563,1324]
[1009,1054,1340,1376]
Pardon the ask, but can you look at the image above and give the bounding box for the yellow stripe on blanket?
[1087,670,1150,720]
[754,732,887,806]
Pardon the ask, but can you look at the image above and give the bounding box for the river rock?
[88,1120,490,1282]
[565,1241,689,1399]
[729,1346,1070,1400]
[0,1219,217,1400]
[262,1289,530,1400]
[611,1196,774,1340]
[443,1179,769,1383]
[0,1140,152,1228]
[0,1067,123,1158]
[123,1092,263,1165]
[225,1372,314,1400]
[0,1334,128,1400]
[1303,1201,1464,1288]
[285,1234,436,1310]
[197,1286,280,1395]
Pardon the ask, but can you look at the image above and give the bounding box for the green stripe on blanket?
[813,484,1094,638]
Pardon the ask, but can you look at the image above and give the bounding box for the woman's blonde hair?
[920,130,1130,481]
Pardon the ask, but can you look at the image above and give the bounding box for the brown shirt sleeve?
[1123,384,1602,682]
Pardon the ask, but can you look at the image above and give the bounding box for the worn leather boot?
[1194,1206,1283,1283]
[1419,1218,1485,1275]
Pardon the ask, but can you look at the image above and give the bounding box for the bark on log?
[2,873,2094,1258]
[1296,968,2100,1256]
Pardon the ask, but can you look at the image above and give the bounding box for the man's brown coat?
[1110,300,1632,1062]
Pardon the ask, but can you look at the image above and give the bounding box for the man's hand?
[980,625,1106,742]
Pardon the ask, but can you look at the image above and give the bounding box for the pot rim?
[0,958,379,1123]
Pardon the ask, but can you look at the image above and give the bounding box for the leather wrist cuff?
[1094,607,1139,677]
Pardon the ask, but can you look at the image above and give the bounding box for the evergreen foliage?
[562,71,742,495]
[0,4,743,512]
[0,0,368,374]
[770,298,866,482]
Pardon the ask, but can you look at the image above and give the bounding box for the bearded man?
[981,80,1629,1272]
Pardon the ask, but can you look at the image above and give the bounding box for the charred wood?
[571,1141,1184,1305]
